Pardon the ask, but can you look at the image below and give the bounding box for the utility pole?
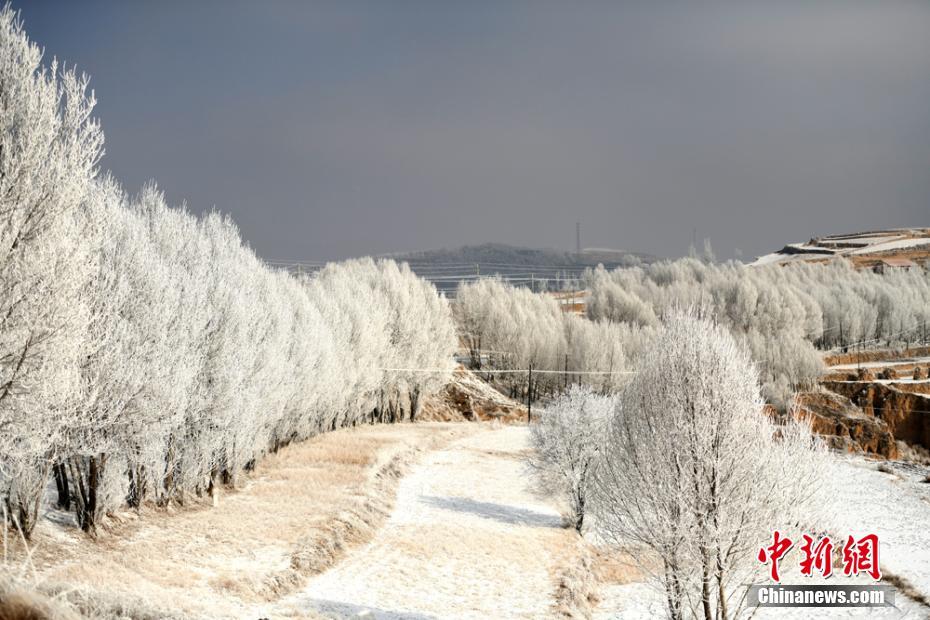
[576,221,581,256]
[527,364,533,423]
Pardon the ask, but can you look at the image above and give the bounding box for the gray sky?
[17,1,930,261]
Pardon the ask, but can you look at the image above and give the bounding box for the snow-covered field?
[278,426,575,619]
[831,457,930,600]
[850,238,930,255]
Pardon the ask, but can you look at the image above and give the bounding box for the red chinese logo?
[842,534,881,580]
[757,530,793,582]
[758,532,881,582]
[799,534,833,578]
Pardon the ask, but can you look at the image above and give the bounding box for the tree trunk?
[701,549,713,620]
[208,467,220,506]
[54,461,70,510]
[128,464,146,508]
[409,387,421,422]
[68,454,106,535]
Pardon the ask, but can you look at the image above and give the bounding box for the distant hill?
[752,228,930,270]
[397,243,656,268]
[393,243,659,295]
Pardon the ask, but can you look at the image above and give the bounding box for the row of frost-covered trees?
[0,7,456,537]
[453,278,652,396]
[454,256,930,408]
[584,258,930,405]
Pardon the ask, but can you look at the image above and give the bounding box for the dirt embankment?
[824,346,930,368]
[822,381,930,452]
[419,367,527,422]
[795,391,899,459]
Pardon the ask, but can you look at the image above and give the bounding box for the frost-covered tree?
[0,6,102,535]
[527,385,615,531]
[454,278,634,398]
[580,257,930,408]
[592,312,827,620]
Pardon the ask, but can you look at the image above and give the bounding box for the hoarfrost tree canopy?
[454,278,638,397]
[456,256,929,411]
[0,6,102,532]
[592,312,828,620]
[527,384,616,532]
[584,257,930,407]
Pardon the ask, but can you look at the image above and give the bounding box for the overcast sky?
[17,1,930,261]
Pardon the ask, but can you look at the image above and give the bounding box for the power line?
[379,367,636,375]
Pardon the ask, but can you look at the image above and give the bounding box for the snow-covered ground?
[262,426,930,620]
[828,379,930,385]
[750,229,930,266]
[279,426,573,619]
[850,238,930,255]
[831,457,930,599]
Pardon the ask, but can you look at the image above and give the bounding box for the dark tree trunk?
[68,454,106,535]
[128,464,147,508]
[409,386,422,422]
[54,461,70,510]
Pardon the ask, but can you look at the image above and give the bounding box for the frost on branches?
[0,7,102,534]
[527,385,615,532]
[592,312,829,620]
[584,259,930,407]
[454,278,637,397]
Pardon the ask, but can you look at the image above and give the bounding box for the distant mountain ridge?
[392,243,659,295]
[395,243,658,268]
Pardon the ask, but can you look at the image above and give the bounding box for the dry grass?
[876,462,896,475]
[588,546,648,586]
[0,582,77,620]
[882,571,930,609]
[549,536,651,619]
[551,538,600,618]
[8,422,477,619]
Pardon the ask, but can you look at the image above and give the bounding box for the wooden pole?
[527,364,532,423]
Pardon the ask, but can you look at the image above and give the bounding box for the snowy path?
[280,426,571,619]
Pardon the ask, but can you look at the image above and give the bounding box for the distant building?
[873,257,917,274]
